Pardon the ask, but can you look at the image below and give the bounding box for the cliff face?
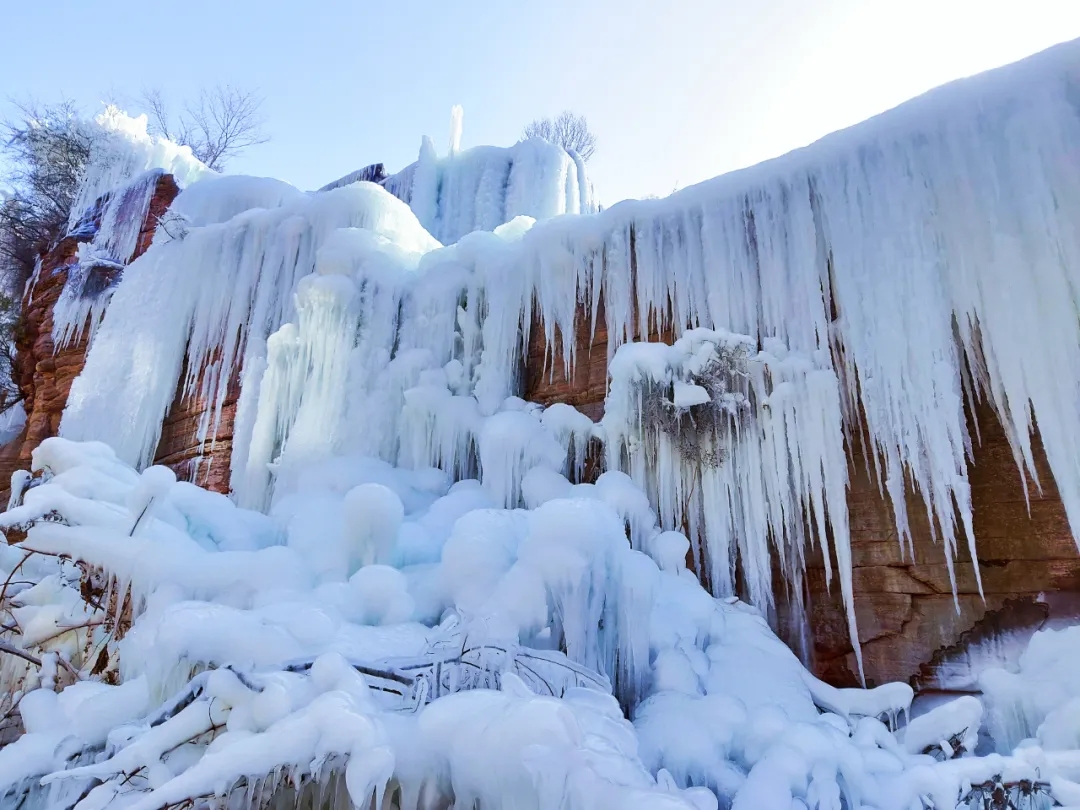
[4,171,1078,694]
[524,296,611,423]
[523,302,1080,691]
[0,174,236,497]
[802,400,1080,688]
[152,355,240,494]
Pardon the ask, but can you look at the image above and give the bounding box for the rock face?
[0,176,174,495]
[523,305,1080,691]
[0,174,238,497]
[801,400,1080,688]
[524,297,611,422]
[152,355,241,494]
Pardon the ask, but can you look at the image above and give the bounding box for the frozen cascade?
[232,213,549,509]
[383,133,596,244]
[53,40,1080,669]
[243,276,362,504]
[52,171,166,349]
[60,181,440,472]
[602,329,855,673]
[66,106,209,235]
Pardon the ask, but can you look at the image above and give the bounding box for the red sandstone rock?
[152,353,241,494]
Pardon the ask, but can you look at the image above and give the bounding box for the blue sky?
[3,0,1079,204]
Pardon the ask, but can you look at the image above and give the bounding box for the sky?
[2,0,1080,205]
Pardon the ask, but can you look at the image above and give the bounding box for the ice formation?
[1,39,1079,810]
[979,625,1080,752]
[381,132,596,244]
[49,108,211,349]
[602,329,855,665]
[66,106,209,232]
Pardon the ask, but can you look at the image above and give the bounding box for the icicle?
[601,329,863,676]
[448,105,463,156]
[382,134,595,245]
[50,42,1080,674]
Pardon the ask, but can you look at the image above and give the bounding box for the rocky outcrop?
[9,175,180,476]
[152,355,241,494]
[0,174,239,498]
[801,399,1080,688]
[0,173,248,498]
[525,304,1080,691]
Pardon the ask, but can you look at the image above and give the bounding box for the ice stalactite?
[504,41,1080,627]
[448,104,464,156]
[60,181,440,474]
[52,171,169,349]
[243,276,361,506]
[11,439,1079,810]
[541,403,601,482]
[49,107,209,350]
[478,408,566,509]
[234,215,552,510]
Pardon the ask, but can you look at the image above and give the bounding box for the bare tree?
[1,101,94,276]
[523,111,597,162]
[141,85,269,171]
[0,101,96,410]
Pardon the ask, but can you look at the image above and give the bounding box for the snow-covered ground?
[2,36,1080,810]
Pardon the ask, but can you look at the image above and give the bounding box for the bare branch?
[523,111,597,162]
[0,640,40,667]
[140,88,176,143]
[0,550,35,606]
[142,85,268,171]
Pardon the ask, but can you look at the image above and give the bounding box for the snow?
[979,625,1080,752]
[49,39,1080,672]
[1,436,1080,810]
[899,695,983,757]
[66,106,209,234]
[60,180,440,475]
